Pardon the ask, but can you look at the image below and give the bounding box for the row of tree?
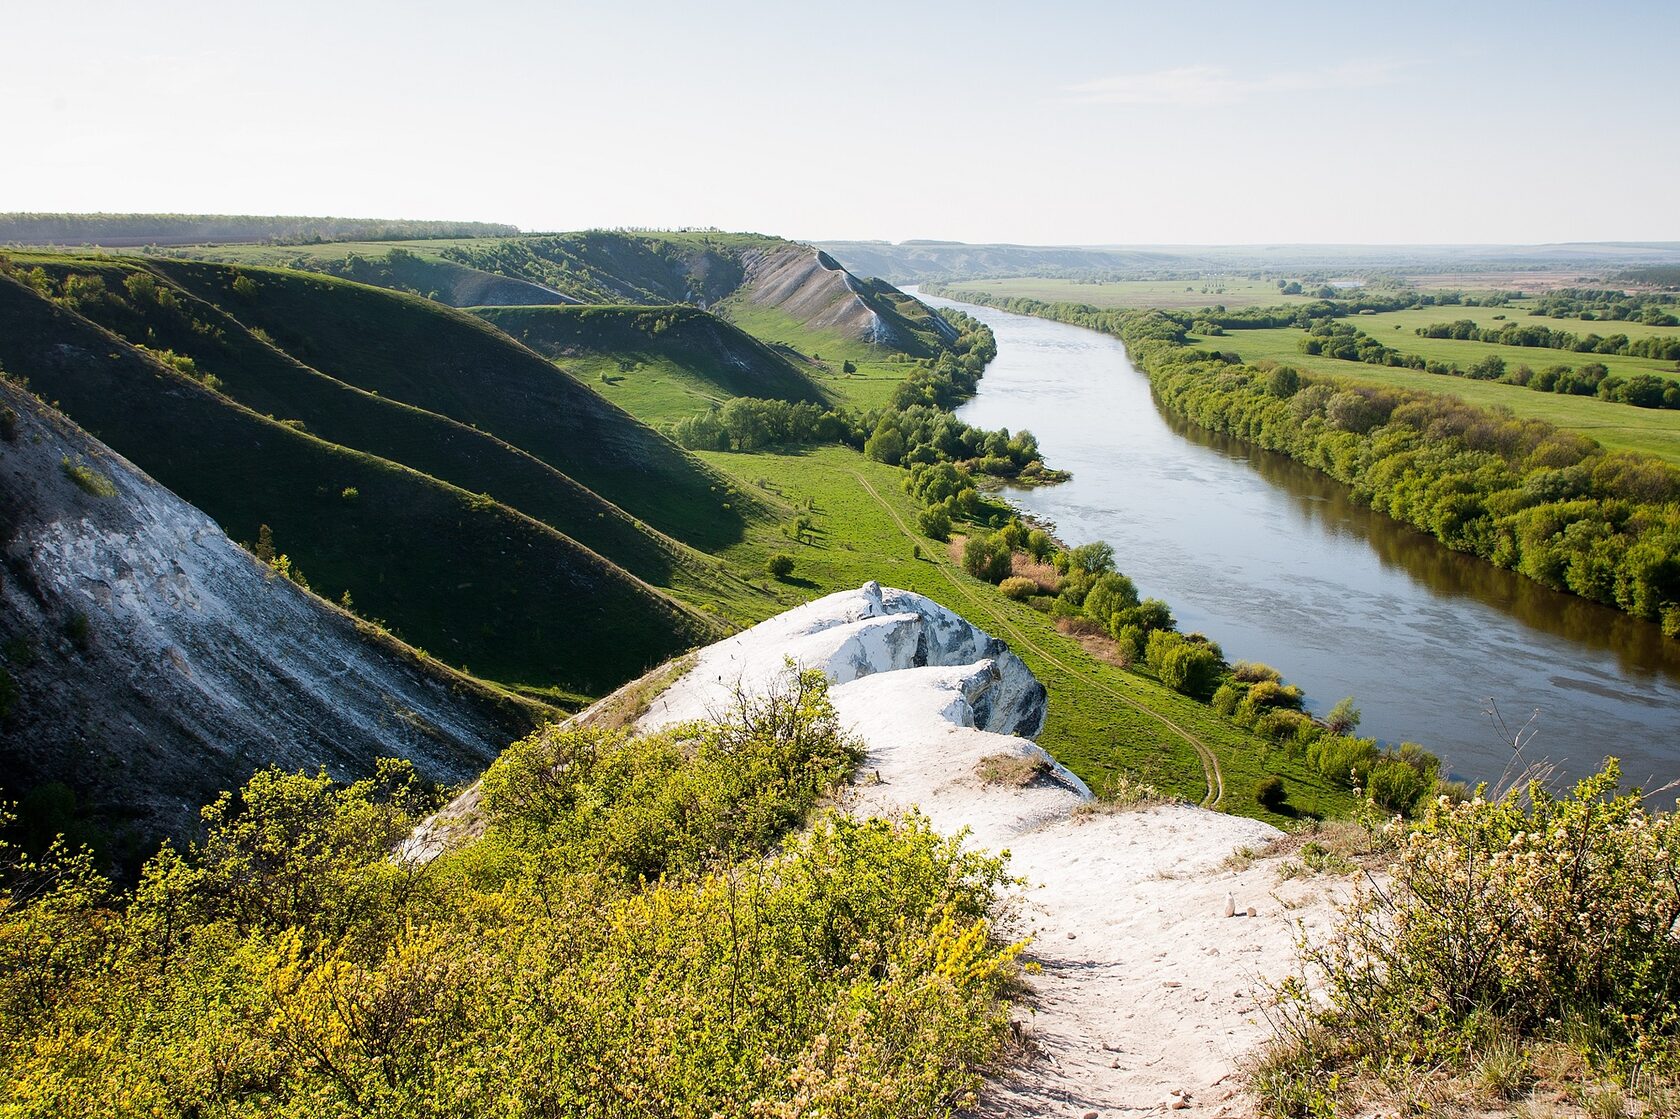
[949,523,1444,813]
[931,289,1680,637]
[1417,318,1680,360]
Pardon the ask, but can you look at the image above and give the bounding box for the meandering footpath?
[851,470,1225,809]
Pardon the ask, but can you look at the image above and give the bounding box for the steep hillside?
[475,303,831,422]
[140,258,758,552]
[305,248,574,307]
[0,379,542,850]
[733,245,955,354]
[7,257,754,612]
[0,273,724,696]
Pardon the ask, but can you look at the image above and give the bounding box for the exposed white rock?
[0,382,524,837]
[643,582,1350,1117]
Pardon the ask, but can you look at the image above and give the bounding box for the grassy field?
[712,300,922,409]
[1205,326,1680,464]
[937,276,1321,310]
[1350,301,1680,344]
[691,444,1351,825]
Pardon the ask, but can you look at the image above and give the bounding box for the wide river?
[919,289,1680,787]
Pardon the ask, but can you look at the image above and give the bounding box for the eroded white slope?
[643,582,1348,1117]
[0,381,527,837]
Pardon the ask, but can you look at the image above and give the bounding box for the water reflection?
[920,290,1680,786]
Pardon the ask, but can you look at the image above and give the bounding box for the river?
[917,289,1680,787]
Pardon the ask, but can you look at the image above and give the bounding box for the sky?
[6,0,1677,245]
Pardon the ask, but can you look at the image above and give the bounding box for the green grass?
[1210,325,1680,464]
[696,444,1350,825]
[942,276,1321,311]
[0,265,726,698]
[1332,321,1678,381]
[709,300,922,409]
[1348,301,1680,345]
[474,304,829,426]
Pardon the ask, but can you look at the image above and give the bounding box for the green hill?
[141,258,758,553]
[476,303,831,424]
[0,269,724,697]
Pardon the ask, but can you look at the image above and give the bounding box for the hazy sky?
[7,0,1676,245]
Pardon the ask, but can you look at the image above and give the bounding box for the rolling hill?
[474,303,831,423]
[0,265,726,698]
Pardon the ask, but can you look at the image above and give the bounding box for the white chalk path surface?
[642,583,1349,1117]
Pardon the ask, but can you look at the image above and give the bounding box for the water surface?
[920,289,1680,786]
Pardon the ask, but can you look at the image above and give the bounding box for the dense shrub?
[765,552,796,580]
[1255,775,1287,809]
[0,670,1020,1116]
[1258,763,1680,1114]
[998,576,1038,601]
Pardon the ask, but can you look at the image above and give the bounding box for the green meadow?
[1206,325,1680,464]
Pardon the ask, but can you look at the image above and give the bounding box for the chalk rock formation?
[0,382,533,842]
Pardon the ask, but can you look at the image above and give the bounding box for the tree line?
[0,213,518,248]
[1417,318,1680,361]
[926,288,1680,638]
[947,523,1445,815]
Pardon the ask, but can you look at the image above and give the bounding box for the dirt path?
[851,471,1224,809]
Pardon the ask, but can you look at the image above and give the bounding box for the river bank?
[915,288,1680,786]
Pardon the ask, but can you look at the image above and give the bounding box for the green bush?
[1255,775,1287,809]
[917,504,952,541]
[998,576,1037,601]
[765,552,796,580]
[962,532,1013,583]
[1259,762,1680,1114]
[0,668,1020,1116]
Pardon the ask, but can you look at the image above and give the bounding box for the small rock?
[1204,947,1219,956]
[1222,892,1235,917]
[1163,980,1182,988]
[1083,1112,1099,1119]
[1110,1058,1121,1068]
[1170,1098,1190,1110]
[1246,906,1257,917]
[1067,931,1077,939]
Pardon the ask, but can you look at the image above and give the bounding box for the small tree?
[766,553,795,580]
[917,505,951,542]
[1255,775,1287,810]
[1325,696,1361,736]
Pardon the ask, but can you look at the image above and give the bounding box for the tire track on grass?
[852,470,1224,809]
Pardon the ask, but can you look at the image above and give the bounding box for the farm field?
[935,276,1320,310]
[1204,325,1680,464]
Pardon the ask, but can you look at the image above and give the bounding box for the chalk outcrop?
[643,583,1348,1117]
[0,382,535,842]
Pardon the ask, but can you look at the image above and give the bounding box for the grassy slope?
[1210,325,1680,464]
[474,304,831,425]
[144,258,760,553]
[18,258,771,625]
[693,446,1346,824]
[709,300,915,410]
[0,275,721,698]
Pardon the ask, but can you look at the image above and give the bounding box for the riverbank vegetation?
[924,287,1680,639]
[0,673,1023,1117]
[948,521,1447,817]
